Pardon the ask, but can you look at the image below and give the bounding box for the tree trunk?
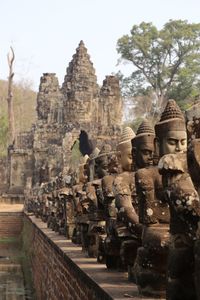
[7,47,15,145]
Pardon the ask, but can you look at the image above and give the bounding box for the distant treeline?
[0,79,36,156]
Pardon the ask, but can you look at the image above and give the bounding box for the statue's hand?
[158,153,187,173]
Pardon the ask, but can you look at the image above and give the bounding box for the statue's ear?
[154,137,160,158]
[131,147,136,160]
[117,150,121,162]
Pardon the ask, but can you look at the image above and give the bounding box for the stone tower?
[62,40,99,124]
[36,73,62,124]
[99,75,122,128]
[7,41,122,192]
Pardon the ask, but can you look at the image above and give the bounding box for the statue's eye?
[181,139,186,145]
[167,139,176,145]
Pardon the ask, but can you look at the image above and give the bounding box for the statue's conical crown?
[119,127,135,145]
[136,119,155,136]
[117,127,135,151]
[97,144,113,158]
[155,99,186,138]
[159,99,184,122]
[132,120,155,150]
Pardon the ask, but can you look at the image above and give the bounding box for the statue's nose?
[175,141,182,151]
[148,153,153,159]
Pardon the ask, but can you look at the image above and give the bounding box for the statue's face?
[119,147,132,172]
[108,154,118,174]
[95,156,109,178]
[160,130,187,156]
[136,148,153,168]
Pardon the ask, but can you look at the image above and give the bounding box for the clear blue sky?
[0,0,200,91]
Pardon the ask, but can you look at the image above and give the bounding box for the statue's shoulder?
[136,166,160,189]
[113,171,134,195]
[102,174,115,186]
[102,174,115,196]
[136,166,158,178]
[114,171,134,184]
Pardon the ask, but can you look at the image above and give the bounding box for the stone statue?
[70,156,89,247]
[132,119,155,170]
[99,151,119,263]
[86,144,112,258]
[123,120,158,282]
[71,183,86,245]
[87,147,100,182]
[134,107,181,297]
[185,102,200,299]
[58,186,75,238]
[186,103,200,197]
[157,99,200,300]
[104,127,138,270]
[159,152,200,299]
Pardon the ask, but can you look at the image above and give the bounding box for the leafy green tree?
[118,71,160,129]
[117,19,200,114]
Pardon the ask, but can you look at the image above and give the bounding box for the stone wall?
[0,212,23,238]
[0,204,34,299]
[0,208,23,257]
[23,214,148,300]
[0,209,154,300]
[23,215,113,300]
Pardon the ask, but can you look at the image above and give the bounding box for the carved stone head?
[95,144,112,178]
[117,127,135,172]
[87,147,100,181]
[78,155,89,184]
[132,120,155,168]
[155,99,187,157]
[107,152,119,174]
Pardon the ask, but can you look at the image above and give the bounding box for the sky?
[0,0,200,91]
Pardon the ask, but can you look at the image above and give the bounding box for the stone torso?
[135,166,170,225]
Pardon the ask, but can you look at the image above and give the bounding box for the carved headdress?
[155,99,186,138]
[96,144,113,158]
[132,119,155,151]
[117,126,135,151]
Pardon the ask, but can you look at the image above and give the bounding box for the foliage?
[0,114,8,156]
[0,79,36,157]
[119,71,160,129]
[71,140,82,167]
[117,19,200,124]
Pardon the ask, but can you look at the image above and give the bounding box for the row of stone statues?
[25,99,200,300]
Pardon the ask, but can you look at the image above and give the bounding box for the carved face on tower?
[132,120,155,169]
[155,99,187,157]
[117,127,135,172]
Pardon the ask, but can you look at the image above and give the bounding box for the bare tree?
[7,46,15,144]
